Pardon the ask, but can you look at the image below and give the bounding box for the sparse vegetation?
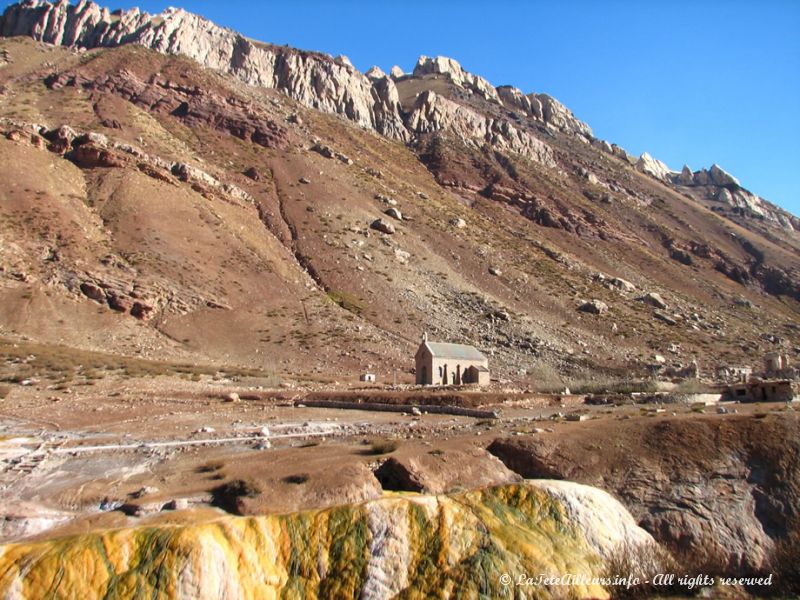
[210,478,262,514]
[0,337,276,386]
[568,377,658,395]
[0,384,10,399]
[326,290,367,315]
[368,438,400,455]
[602,544,679,599]
[672,379,713,394]
[197,461,224,474]
[768,528,800,595]
[526,362,565,393]
[283,474,310,485]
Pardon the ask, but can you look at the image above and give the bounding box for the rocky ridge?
[0,1,586,161]
[0,0,409,139]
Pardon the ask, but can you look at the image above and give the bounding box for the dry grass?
[0,337,276,386]
[368,438,400,455]
[602,543,679,599]
[672,379,713,394]
[326,290,367,315]
[768,529,800,596]
[567,377,658,395]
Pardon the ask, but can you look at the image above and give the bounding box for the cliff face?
[0,481,658,599]
[0,0,410,140]
[488,414,800,576]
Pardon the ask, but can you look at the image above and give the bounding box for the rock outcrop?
[497,85,593,139]
[46,70,290,150]
[533,93,593,138]
[373,447,521,493]
[488,414,800,575]
[407,90,556,168]
[412,55,499,103]
[636,152,675,181]
[668,163,797,231]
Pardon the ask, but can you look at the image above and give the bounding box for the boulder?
[311,143,335,159]
[449,217,467,228]
[654,310,678,326]
[393,248,410,263]
[73,131,108,147]
[130,301,153,320]
[578,299,608,315]
[384,207,402,220]
[243,166,262,181]
[637,292,668,310]
[374,193,397,205]
[670,248,693,266]
[162,498,189,511]
[106,293,130,312]
[68,144,126,168]
[370,219,395,234]
[608,277,635,292]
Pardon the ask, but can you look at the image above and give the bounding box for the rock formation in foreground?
[0,481,659,599]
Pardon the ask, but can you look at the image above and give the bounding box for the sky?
[3,0,799,215]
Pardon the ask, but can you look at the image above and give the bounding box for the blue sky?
[3,0,799,215]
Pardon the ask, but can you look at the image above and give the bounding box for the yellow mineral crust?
[0,481,654,599]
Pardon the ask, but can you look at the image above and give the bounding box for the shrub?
[602,543,678,599]
[769,529,800,595]
[526,362,565,393]
[368,438,400,455]
[673,379,713,394]
[210,478,262,514]
[282,474,310,485]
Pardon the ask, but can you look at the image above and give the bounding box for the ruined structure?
[725,379,796,403]
[415,334,490,386]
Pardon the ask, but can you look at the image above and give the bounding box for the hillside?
[0,0,798,384]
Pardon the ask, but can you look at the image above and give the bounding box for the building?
[415,333,490,386]
[716,365,752,383]
[725,379,796,403]
[359,373,376,382]
[764,352,788,374]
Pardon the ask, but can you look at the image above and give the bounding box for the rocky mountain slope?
[0,0,798,382]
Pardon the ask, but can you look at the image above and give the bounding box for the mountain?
[0,0,798,382]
